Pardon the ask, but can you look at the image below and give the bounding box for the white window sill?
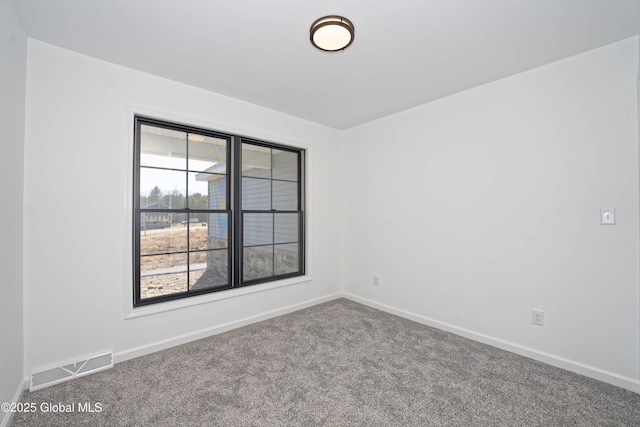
[124,275,312,319]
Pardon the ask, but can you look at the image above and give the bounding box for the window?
[133,117,304,306]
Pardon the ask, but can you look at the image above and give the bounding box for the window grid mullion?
[140,164,227,178]
[186,134,190,291]
[233,137,242,287]
[270,148,275,279]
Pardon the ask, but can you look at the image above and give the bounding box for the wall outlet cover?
[532,309,544,326]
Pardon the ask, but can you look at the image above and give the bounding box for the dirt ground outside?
[140,226,216,269]
[139,226,228,298]
[137,225,297,299]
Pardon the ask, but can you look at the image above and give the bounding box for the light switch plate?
[601,209,615,225]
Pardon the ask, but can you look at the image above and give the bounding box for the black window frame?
[236,138,306,287]
[133,116,305,307]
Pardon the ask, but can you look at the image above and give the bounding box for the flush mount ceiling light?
[310,15,355,52]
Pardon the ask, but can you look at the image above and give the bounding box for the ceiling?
[11,0,640,130]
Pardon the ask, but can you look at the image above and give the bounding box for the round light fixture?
[310,15,355,52]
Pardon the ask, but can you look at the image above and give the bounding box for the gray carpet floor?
[11,298,640,426]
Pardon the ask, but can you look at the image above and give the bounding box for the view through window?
[133,117,304,306]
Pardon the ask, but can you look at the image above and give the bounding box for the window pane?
[140,125,187,170]
[140,168,186,209]
[179,213,205,227]
[139,214,186,254]
[272,181,298,211]
[188,134,227,173]
[243,246,273,281]
[140,253,188,272]
[170,212,187,225]
[189,213,228,251]
[141,273,188,299]
[187,249,207,271]
[139,211,172,233]
[189,172,226,210]
[244,213,273,246]
[274,244,299,275]
[189,250,228,290]
[272,149,298,181]
[140,253,188,299]
[274,213,298,244]
[242,177,271,210]
[207,212,229,248]
[242,144,271,178]
[187,221,207,252]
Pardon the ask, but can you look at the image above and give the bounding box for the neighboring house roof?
[143,202,171,210]
[196,163,226,181]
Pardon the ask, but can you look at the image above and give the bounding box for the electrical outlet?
[373,275,379,286]
[532,309,544,326]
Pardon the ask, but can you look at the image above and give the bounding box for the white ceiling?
[11,0,640,130]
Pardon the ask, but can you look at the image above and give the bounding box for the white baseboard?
[0,378,26,427]
[114,293,342,364]
[341,292,640,394]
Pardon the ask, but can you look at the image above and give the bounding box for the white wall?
[19,32,640,394]
[23,40,343,373]
[342,37,640,391]
[0,0,26,421]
